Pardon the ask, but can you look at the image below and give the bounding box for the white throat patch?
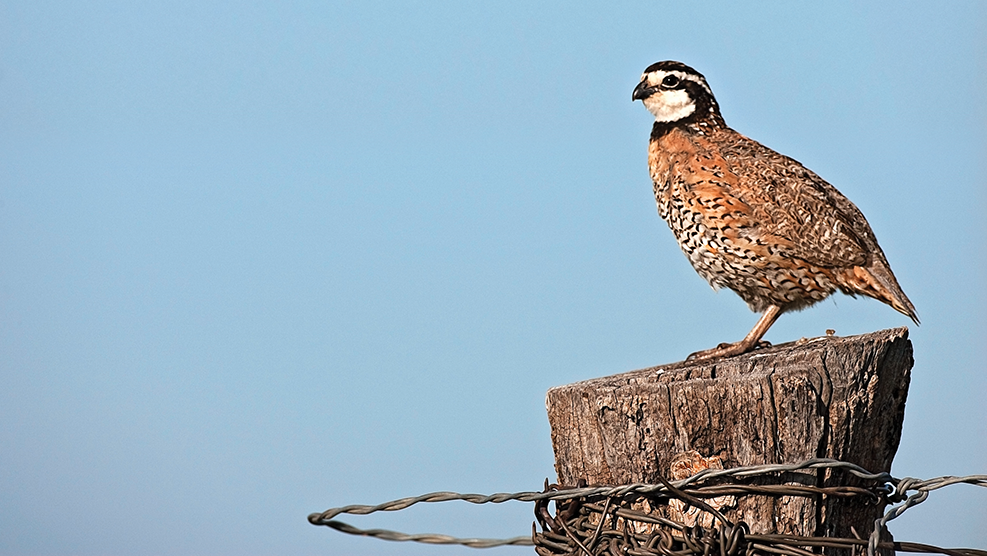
[639,69,710,123]
[643,88,695,122]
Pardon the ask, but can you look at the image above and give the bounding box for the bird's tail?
[840,260,919,324]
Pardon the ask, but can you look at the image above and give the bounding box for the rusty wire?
[307,458,987,554]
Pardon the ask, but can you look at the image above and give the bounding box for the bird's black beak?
[632,80,653,101]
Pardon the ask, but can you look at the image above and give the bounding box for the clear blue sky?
[1,1,984,554]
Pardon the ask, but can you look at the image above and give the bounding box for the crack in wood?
[546,327,912,554]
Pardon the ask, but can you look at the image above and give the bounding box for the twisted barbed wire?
[308,458,987,554]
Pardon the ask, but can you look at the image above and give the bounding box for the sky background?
[1,1,985,554]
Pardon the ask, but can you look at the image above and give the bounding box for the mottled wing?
[717,132,876,269]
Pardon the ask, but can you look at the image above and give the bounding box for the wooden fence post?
[546,327,913,545]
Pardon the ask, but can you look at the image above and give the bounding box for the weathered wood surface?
[547,327,913,544]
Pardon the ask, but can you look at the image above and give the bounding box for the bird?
[631,61,918,361]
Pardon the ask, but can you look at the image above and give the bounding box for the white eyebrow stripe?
[662,70,712,96]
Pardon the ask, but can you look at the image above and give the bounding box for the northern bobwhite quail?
[632,61,918,361]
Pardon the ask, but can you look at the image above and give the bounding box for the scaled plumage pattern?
[632,61,918,361]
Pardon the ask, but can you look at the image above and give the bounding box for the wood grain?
[547,327,912,545]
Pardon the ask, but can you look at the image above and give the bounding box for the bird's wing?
[717,133,876,269]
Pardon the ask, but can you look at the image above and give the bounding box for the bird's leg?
[687,304,783,361]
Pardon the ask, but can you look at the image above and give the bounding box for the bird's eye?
[661,75,680,88]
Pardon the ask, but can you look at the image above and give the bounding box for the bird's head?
[632,61,722,125]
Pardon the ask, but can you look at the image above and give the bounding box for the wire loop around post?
[307,458,987,555]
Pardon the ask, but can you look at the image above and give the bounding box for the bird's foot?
[687,339,770,362]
